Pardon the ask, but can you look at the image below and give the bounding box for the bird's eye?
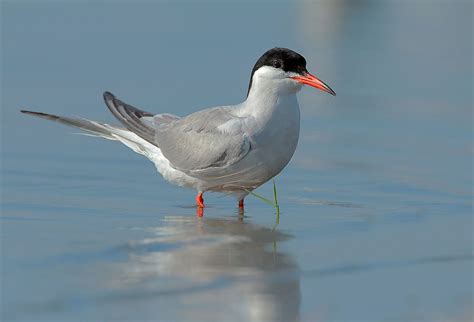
[272,60,282,68]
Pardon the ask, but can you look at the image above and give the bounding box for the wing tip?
[103,91,121,117]
[103,91,115,102]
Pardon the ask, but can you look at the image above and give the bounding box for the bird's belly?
[155,122,299,193]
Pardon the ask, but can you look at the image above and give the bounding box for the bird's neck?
[237,84,299,120]
[237,86,301,149]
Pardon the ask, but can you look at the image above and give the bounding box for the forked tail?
[20,110,158,158]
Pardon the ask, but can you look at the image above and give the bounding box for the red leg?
[238,199,244,208]
[196,192,205,208]
[196,206,204,217]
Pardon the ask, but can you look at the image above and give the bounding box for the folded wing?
[154,107,251,173]
[104,92,251,174]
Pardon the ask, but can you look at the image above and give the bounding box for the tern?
[21,47,335,211]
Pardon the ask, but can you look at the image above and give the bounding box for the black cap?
[247,47,307,96]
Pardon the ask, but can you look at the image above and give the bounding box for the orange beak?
[291,72,336,96]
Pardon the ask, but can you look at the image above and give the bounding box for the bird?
[21,47,335,213]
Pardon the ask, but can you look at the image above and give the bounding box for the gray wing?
[103,91,159,145]
[154,107,251,172]
[103,91,250,172]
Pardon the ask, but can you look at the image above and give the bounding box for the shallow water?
[1,1,472,321]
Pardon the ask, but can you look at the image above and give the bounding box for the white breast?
[247,94,301,179]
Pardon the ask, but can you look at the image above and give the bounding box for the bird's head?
[247,47,336,97]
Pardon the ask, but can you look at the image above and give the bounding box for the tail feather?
[20,110,158,158]
[20,110,118,139]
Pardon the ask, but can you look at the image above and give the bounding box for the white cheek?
[250,66,303,95]
[279,78,303,94]
[253,66,286,80]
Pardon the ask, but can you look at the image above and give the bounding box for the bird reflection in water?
[111,214,301,322]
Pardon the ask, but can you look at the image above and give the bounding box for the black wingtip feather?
[103,91,115,102]
[102,91,157,145]
[20,110,60,120]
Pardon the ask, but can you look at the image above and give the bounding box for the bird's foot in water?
[196,206,204,217]
[196,192,205,207]
[196,192,205,217]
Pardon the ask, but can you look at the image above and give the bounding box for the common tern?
[21,47,335,211]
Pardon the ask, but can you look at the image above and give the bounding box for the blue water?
[1,1,472,321]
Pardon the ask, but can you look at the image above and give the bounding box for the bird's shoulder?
[160,106,245,135]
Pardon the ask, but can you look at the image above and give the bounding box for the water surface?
[1,1,472,321]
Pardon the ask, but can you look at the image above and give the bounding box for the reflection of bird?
[21,48,335,210]
[114,216,301,322]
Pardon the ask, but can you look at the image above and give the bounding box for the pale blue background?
[1,1,472,321]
